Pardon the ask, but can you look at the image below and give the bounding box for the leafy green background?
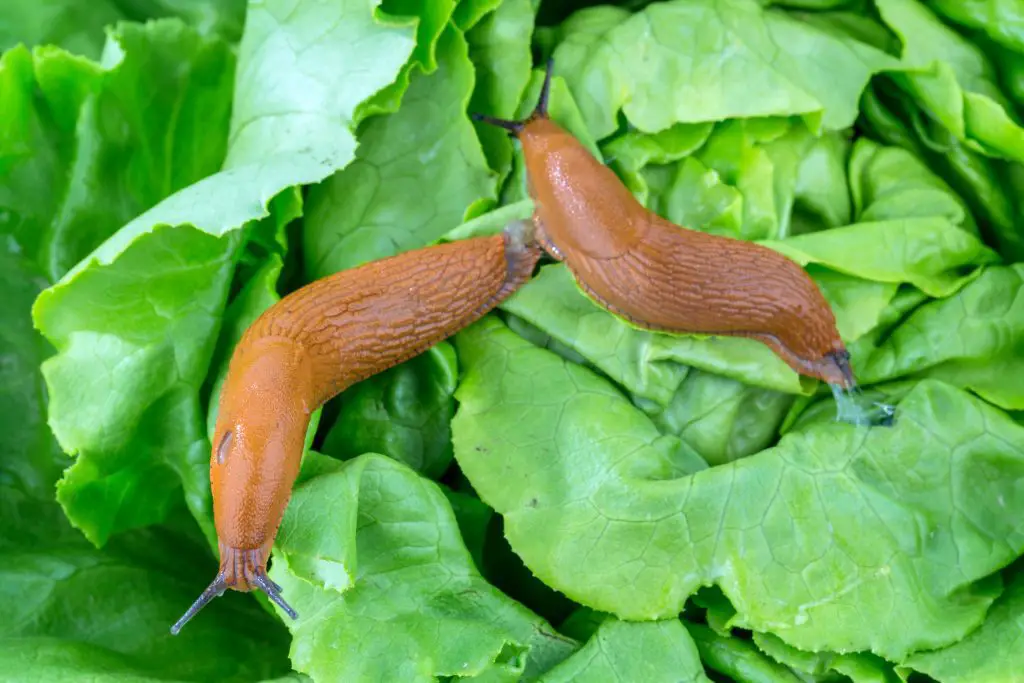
[3,0,1024,680]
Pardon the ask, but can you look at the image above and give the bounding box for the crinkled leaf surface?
[1,20,235,282]
[0,528,292,682]
[687,622,804,683]
[537,618,709,683]
[320,342,458,479]
[925,0,1024,53]
[452,317,1024,661]
[551,0,896,139]
[0,251,79,550]
[905,564,1024,682]
[32,0,421,546]
[646,369,795,466]
[762,217,998,298]
[849,137,974,231]
[0,0,121,58]
[861,264,1024,410]
[303,25,494,280]
[877,0,1024,163]
[269,452,577,682]
[467,0,537,182]
[752,630,900,683]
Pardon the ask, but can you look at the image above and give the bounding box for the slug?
[171,223,541,634]
[473,62,856,390]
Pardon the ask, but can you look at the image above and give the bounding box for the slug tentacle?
[470,59,554,133]
[170,544,297,635]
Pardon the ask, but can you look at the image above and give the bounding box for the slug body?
[475,65,854,388]
[172,225,541,633]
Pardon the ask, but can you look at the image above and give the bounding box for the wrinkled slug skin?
[209,231,541,588]
[519,117,849,385]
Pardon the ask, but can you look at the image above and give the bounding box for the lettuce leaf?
[302,24,494,280]
[860,264,1024,410]
[269,451,577,681]
[538,618,709,683]
[452,317,1024,661]
[551,0,896,139]
[32,0,423,548]
[904,563,1024,682]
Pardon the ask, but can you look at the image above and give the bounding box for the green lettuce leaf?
[0,0,121,58]
[904,563,1024,682]
[320,342,458,479]
[268,451,577,681]
[762,216,998,298]
[644,369,795,466]
[641,118,817,242]
[467,0,537,182]
[877,0,1024,162]
[551,0,896,139]
[858,82,1024,262]
[537,618,709,683]
[849,137,976,232]
[687,622,805,683]
[753,630,900,683]
[860,264,1024,410]
[1,20,235,281]
[109,0,247,42]
[32,0,423,547]
[0,250,78,550]
[0,527,292,682]
[452,316,1024,661]
[302,25,495,280]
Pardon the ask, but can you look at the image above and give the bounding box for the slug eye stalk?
[470,57,554,134]
[170,566,298,635]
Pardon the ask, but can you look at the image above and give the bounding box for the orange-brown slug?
[170,223,541,634]
[474,62,856,389]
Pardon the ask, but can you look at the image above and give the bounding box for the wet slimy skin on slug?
[473,61,859,393]
[170,224,541,634]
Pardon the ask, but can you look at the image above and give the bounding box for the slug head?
[170,543,298,635]
[171,335,313,634]
[472,58,645,261]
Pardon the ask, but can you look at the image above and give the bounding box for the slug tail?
[169,544,298,635]
[470,58,555,134]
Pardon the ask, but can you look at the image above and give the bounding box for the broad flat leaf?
[303,25,495,280]
[452,317,1024,661]
[269,452,577,682]
[32,0,422,546]
[551,0,896,139]
[537,619,709,683]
